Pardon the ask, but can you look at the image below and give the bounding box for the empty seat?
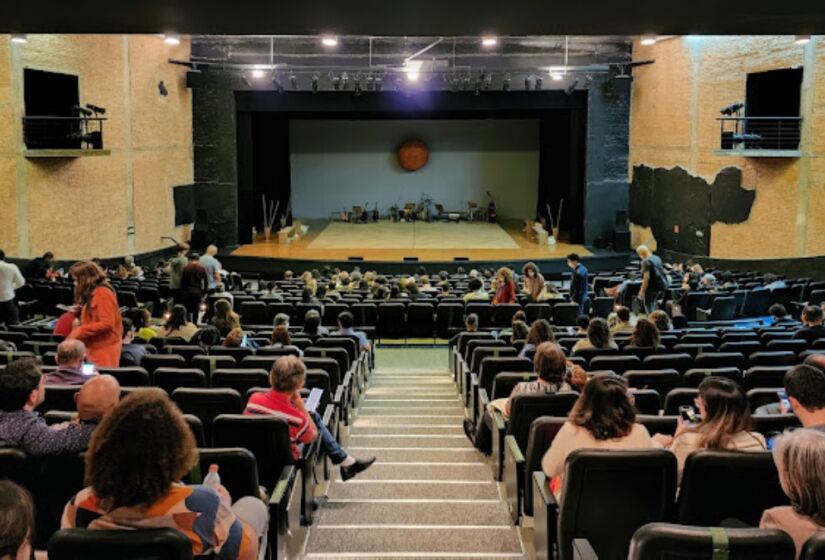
[752,413,800,436]
[406,303,436,338]
[637,415,678,436]
[683,367,743,387]
[240,355,279,371]
[435,303,465,339]
[624,369,681,397]
[672,343,715,358]
[631,390,662,415]
[525,303,552,324]
[492,303,522,328]
[551,303,579,327]
[189,354,237,376]
[766,338,809,356]
[183,447,260,501]
[590,355,641,375]
[37,385,82,413]
[139,354,186,375]
[153,368,207,393]
[663,388,699,415]
[693,352,746,370]
[747,387,784,412]
[97,366,150,387]
[377,303,406,339]
[642,353,693,374]
[212,368,269,396]
[207,346,254,361]
[163,345,205,364]
[48,528,193,560]
[720,340,762,356]
[572,346,620,363]
[744,365,793,389]
[171,388,243,445]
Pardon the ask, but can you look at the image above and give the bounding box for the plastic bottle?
[203,464,221,489]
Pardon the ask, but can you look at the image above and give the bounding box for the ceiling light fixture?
[549,66,566,82]
[795,34,811,45]
[404,60,423,82]
[250,65,267,79]
[321,35,338,47]
[11,33,27,44]
[640,35,657,46]
[163,33,181,46]
[481,36,498,47]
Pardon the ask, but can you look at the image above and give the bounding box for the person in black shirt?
[566,253,589,315]
[795,305,825,345]
[23,251,54,280]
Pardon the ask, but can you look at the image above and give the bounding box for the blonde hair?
[636,244,651,258]
[773,429,825,525]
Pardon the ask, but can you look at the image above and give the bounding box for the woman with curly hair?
[521,262,545,302]
[629,317,660,348]
[492,267,517,304]
[571,317,618,354]
[67,260,122,367]
[211,298,240,337]
[61,389,268,559]
[519,319,556,358]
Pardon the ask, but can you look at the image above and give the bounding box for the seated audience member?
[779,364,825,430]
[119,318,147,367]
[156,304,199,342]
[388,285,406,301]
[522,262,545,302]
[245,356,375,480]
[436,270,450,289]
[541,374,656,497]
[449,313,480,348]
[418,275,438,294]
[628,317,660,348]
[53,307,81,337]
[572,318,618,354]
[212,283,234,306]
[697,273,718,291]
[283,270,294,280]
[301,310,328,337]
[463,277,490,303]
[405,282,428,301]
[270,325,303,357]
[192,325,222,351]
[760,429,825,557]
[499,311,527,338]
[0,480,35,560]
[769,303,793,326]
[46,339,94,385]
[211,298,240,337]
[763,273,787,292]
[62,389,268,559]
[334,311,371,352]
[301,270,317,295]
[492,267,517,305]
[648,309,673,333]
[74,374,121,422]
[0,359,98,455]
[273,312,290,329]
[539,282,565,301]
[655,376,765,482]
[127,307,157,342]
[795,305,825,345]
[465,342,575,453]
[258,281,282,301]
[610,306,634,333]
[223,328,244,348]
[510,320,529,343]
[575,314,591,334]
[301,287,323,310]
[519,319,555,358]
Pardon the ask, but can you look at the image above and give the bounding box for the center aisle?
[304,351,525,558]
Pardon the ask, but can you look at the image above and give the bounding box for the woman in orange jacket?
[68,261,123,367]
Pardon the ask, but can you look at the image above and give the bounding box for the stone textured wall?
[0,34,193,259]
[630,36,825,259]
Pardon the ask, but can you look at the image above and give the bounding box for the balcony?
[715,116,801,158]
[22,116,110,158]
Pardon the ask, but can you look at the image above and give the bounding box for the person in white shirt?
[198,245,223,292]
[0,250,25,327]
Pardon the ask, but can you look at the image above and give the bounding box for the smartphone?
[679,405,699,425]
[777,390,792,412]
[81,363,95,376]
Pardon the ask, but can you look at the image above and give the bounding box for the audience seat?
[240,355,279,371]
[181,414,206,447]
[171,388,244,445]
[163,345,205,364]
[190,355,237,377]
[183,447,260,501]
[465,302,494,328]
[208,346,255,361]
[212,368,269,397]
[624,369,681,397]
[766,338,809,356]
[97,366,150,387]
[748,351,796,368]
[621,345,664,360]
[626,523,795,560]
[525,303,552,324]
[682,367,742,388]
[493,304,522,328]
[148,337,187,353]
[589,355,641,375]
[744,366,792,390]
[642,354,693,374]
[405,303,436,338]
[801,532,825,560]
[693,352,746,370]
[491,372,538,400]
[551,303,579,327]
[719,340,762,356]
[663,388,699,415]
[631,390,661,415]
[0,351,36,365]
[572,346,620,364]
[752,414,801,436]
[48,528,193,560]
[747,388,782,412]
[140,354,187,375]
[152,368,207,394]
[637,415,678,436]
[377,303,406,340]
[590,297,614,319]
[473,357,533,423]
[37,385,81,413]
[672,343,716,358]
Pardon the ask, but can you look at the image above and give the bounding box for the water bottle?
[203,464,221,489]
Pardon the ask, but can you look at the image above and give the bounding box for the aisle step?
[347,435,473,448]
[315,500,513,525]
[305,527,522,555]
[331,462,490,481]
[353,425,465,435]
[353,416,463,426]
[328,481,500,500]
[345,448,481,463]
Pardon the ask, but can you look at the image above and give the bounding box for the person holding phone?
[653,376,765,483]
[45,339,97,385]
[67,261,123,368]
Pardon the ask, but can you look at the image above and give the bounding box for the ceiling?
[2,0,824,35]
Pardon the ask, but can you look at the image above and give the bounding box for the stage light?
[502,75,511,91]
[289,75,298,89]
[640,35,657,46]
[164,33,181,46]
[549,67,565,82]
[250,65,266,79]
[481,36,498,47]
[374,76,383,91]
[321,35,338,47]
[311,75,319,93]
[534,76,543,90]
[332,76,341,90]
[241,72,251,87]
[11,33,27,44]
[404,60,423,82]
[795,34,811,45]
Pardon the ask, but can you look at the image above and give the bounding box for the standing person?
[567,253,589,315]
[23,251,54,280]
[165,244,189,307]
[521,262,545,302]
[0,250,25,327]
[199,244,223,293]
[180,253,208,323]
[68,261,123,368]
[492,267,517,305]
[636,245,666,313]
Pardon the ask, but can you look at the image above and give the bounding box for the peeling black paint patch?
[629,165,755,256]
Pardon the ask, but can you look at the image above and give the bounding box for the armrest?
[322,403,334,428]
[573,538,599,560]
[504,434,525,465]
[478,387,490,414]
[333,384,344,409]
[270,465,296,508]
[492,408,506,433]
[533,471,558,508]
[269,465,296,535]
[696,307,710,315]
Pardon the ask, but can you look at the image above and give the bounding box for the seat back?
[406,303,436,338]
[171,388,243,445]
[801,532,825,560]
[557,449,677,560]
[637,415,678,436]
[152,368,207,393]
[766,338,809,356]
[190,354,237,377]
[456,332,495,357]
[302,358,342,389]
[624,369,681,397]
[663,388,699,415]
[436,303,466,339]
[525,303,552,324]
[377,303,407,339]
[478,357,534,397]
[464,338,507,364]
[469,346,517,374]
[683,367,742,388]
[350,303,378,327]
[97,366,150,387]
[709,296,737,320]
[492,303,522,328]
[239,301,268,325]
[212,368,269,396]
[642,353,693,374]
[465,302,494,328]
[305,347,350,377]
[48,528,194,560]
[752,413,801,436]
[139,354,186,375]
[590,355,641,374]
[523,416,567,517]
[744,365,793,389]
[491,372,538,400]
[207,346,254,360]
[212,414,294,490]
[631,390,661,415]
[693,352,745,370]
[552,303,580,327]
[628,522,795,560]
[508,392,579,451]
[37,385,82,413]
[677,450,787,526]
[184,447,260,500]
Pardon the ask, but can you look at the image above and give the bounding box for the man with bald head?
[74,374,120,422]
[45,339,94,385]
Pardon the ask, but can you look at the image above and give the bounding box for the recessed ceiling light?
[640,35,657,46]
[795,34,811,45]
[11,33,27,44]
[482,36,498,47]
[163,33,181,46]
[549,66,566,81]
[250,65,267,79]
[321,36,338,47]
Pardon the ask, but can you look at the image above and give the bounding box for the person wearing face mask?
[521,262,545,303]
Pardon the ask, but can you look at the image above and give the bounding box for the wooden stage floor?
[231,220,592,263]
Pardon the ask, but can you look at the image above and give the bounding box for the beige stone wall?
[0,34,193,259]
[630,36,825,259]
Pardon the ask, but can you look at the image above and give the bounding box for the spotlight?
[163,33,181,46]
[481,36,498,47]
[321,35,338,47]
[549,67,565,82]
[719,102,744,116]
[795,34,811,45]
[502,75,511,91]
[332,76,341,90]
[250,66,266,79]
[640,35,657,46]
[290,75,298,89]
[311,75,319,93]
[341,72,350,90]
[375,76,383,91]
[11,33,27,44]
[534,76,542,90]
[404,60,423,82]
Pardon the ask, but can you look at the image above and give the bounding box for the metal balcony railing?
[22,116,107,150]
[718,116,802,151]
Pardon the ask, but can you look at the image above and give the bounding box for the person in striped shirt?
[245,356,375,481]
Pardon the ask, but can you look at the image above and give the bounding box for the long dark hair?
[70,261,114,307]
[164,305,188,331]
[569,374,636,440]
[689,376,754,449]
[630,318,660,348]
[526,319,555,346]
[587,318,613,349]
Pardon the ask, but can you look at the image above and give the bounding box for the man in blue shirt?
[334,311,371,352]
[566,253,589,315]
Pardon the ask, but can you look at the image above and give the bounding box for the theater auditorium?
[2,1,825,558]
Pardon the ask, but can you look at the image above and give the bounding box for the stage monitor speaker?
[403,257,419,262]
[347,256,364,261]
[615,210,629,231]
[453,257,470,261]
[613,230,631,252]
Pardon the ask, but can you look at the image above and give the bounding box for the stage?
[231,219,591,263]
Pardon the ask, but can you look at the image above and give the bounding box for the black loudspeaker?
[347,256,364,261]
[403,257,419,262]
[453,257,470,261]
[615,210,629,231]
[613,230,631,252]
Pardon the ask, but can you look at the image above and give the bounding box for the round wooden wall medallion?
[397,139,429,172]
